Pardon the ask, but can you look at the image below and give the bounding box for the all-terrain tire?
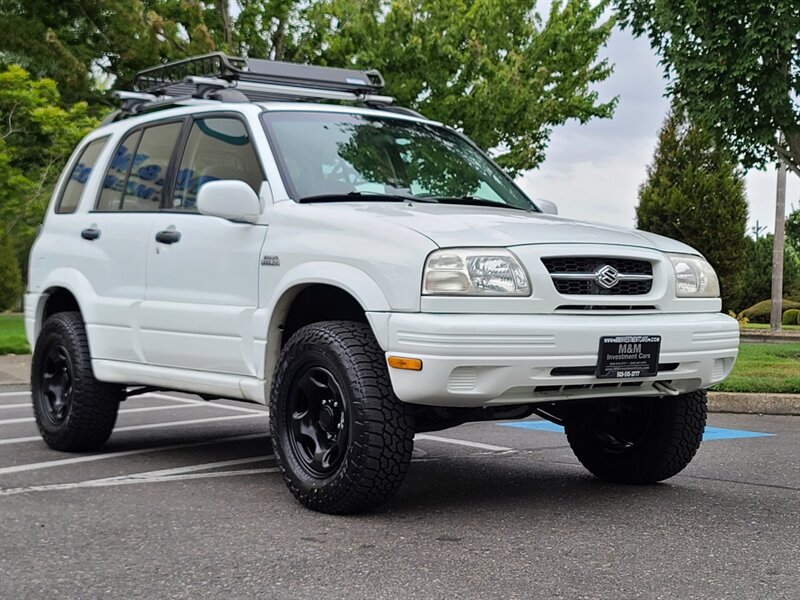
[31,311,122,451]
[564,391,707,484]
[270,321,415,514]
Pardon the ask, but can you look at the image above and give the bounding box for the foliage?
[0,234,22,311]
[782,308,800,325]
[0,65,99,274]
[0,0,223,102]
[0,0,618,174]
[787,207,800,252]
[636,109,749,311]
[615,1,800,173]
[739,235,800,310]
[711,342,800,394]
[739,298,800,324]
[0,313,29,354]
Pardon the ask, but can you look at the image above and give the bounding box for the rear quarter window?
[55,137,109,214]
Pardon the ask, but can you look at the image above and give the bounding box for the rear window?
[55,137,109,214]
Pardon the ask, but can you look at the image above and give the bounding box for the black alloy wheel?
[38,342,74,425]
[584,398,653,454]
[287,366,349,477]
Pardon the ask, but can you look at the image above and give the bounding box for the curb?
[707,392,800,416]
[3,353,798,416]
[740,331,800,344]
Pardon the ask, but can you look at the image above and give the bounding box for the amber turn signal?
[387,356,423,371]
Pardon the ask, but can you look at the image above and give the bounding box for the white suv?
[24,54,739,513]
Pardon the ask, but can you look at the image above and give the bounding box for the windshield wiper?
[426,195,530,211]
[298,191,429,203]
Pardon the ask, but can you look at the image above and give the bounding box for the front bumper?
[373,312,739,407]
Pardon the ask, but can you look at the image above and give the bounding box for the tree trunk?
[770,158,787,332]
[218,0,233,50]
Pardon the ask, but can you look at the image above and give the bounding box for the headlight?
[423,248,531,296]
[668,254,720,298]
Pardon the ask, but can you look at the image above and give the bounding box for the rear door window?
[55,137,109,214]
[96,121,183,212]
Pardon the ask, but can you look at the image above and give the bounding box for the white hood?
[299,202,701,255]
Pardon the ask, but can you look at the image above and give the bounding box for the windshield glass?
[261,111,535,210]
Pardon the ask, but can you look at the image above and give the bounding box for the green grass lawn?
[0,314,29,355]
[741,323,800,331]
[1,314,797,393]
[712,342,800,394]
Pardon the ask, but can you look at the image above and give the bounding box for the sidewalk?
[0,354,29,387]
[2,354,797,415]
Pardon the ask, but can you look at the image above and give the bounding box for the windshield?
[261,111,535,210]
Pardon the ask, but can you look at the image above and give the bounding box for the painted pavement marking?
[500,421,775,441]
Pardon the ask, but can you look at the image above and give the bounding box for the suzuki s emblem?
[595,265,620,289]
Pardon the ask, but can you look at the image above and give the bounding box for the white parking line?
[0,403,206,425]
[415,434,512,452]
[0,391,31,397]
[0,412,266,447]
[0,398,253,424]
[104,455,273,480]
[0,432,267,475]
[0,467,279,496]
[0,403,31,410]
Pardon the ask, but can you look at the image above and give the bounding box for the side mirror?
[197,180,261,223]
[536,199,558,215]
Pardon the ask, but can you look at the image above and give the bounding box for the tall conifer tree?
[637,110,749,311]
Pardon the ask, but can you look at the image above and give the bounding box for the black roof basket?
[102,53,415,124]
[134,52,386,98]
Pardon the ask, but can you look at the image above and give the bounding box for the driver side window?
[173,117,263,211]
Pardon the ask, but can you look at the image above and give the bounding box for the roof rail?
[130,52,393,104]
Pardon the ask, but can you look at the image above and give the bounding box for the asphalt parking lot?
[1,386,798,600]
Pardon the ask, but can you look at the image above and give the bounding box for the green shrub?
[783,309,800,326]
[0,235,23,311]
[740,299,800,323]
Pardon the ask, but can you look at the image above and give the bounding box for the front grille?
[542,257,653,295]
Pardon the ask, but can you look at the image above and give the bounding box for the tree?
[0,233,22,310]
[282,0,619,173]
[787,207,800,252]
[636,110,749,311]
[616,0,800,174]
[0,66,98,277]
[740,235,800,309]
[1,0,618,174]
[0,0,223,102]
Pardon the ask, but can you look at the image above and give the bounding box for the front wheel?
[270,321,415,514]
[564,391,707,484]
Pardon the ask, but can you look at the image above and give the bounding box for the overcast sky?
[516,26,799,235]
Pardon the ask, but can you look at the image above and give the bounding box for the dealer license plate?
[596,335,661,379]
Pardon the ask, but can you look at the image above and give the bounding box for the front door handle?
[81,228,101,241]
[155,230,181,244]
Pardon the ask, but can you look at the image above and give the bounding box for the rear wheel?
[564,391,707,484]
[31,312,122,451]
[270,321,414,514]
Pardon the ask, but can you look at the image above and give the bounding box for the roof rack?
[124,52,391,104]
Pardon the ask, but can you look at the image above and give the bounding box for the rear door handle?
[81,228,101,241]
[155,230,181,244]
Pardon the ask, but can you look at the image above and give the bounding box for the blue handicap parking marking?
[500,421,775,441]
[503,421,565,433]
[700,426,774,441]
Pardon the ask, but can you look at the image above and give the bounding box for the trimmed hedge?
[739,299,800,323]
[783,309,800,326]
